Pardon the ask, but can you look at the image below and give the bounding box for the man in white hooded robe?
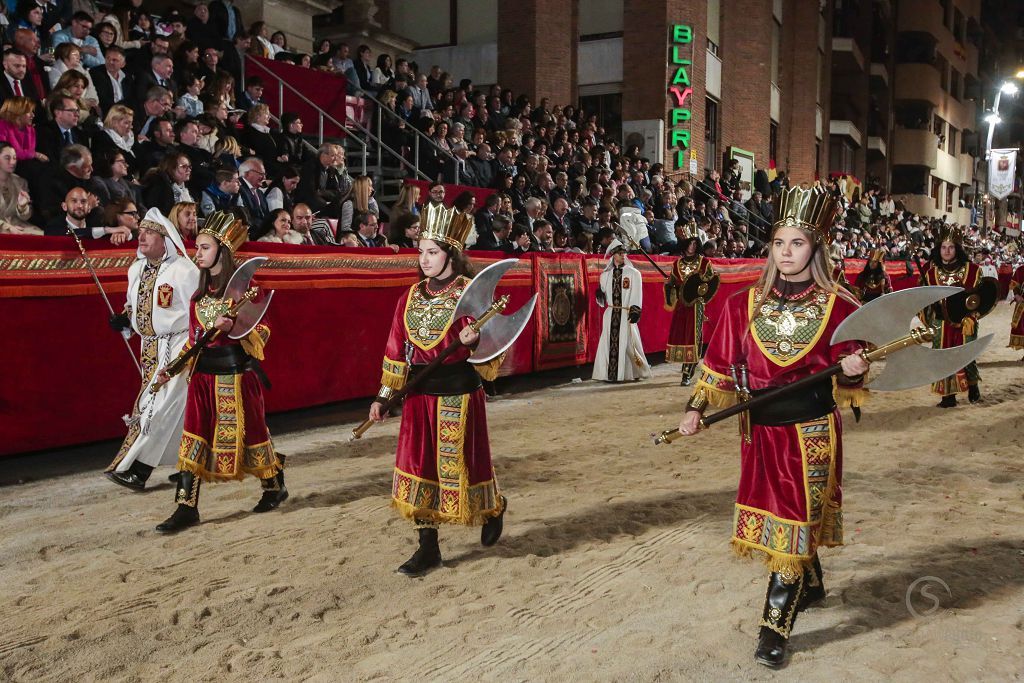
[592,239,652,382]
[105,208,200,490]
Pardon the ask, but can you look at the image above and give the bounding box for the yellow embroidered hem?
[666,344,698,364]
[691,365,738,408]
[833,382,869,408]
[390,495,502,527]
[177,431,280,482]
[1009,334,1024,350]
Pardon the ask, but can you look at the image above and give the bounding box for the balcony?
[894,63,942,107]
[957,152,975,185]
[870,62,889,86]
[830,120,863,146]
[832,37,866,72]
[892,128,938,168]
[868,136,887,157]
[897,0,946,37]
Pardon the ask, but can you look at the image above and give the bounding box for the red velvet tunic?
[853,263,892,302]
[1009,266,1024,350]
[176,287,278,482]
[379,276,501,526]
[665,256,715,364]
[921,260,982,395]
[692,281,865,573]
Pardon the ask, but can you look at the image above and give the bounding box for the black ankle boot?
[754,570,805,668]
[481,495,507,547]
[105,461,154,491]
[253,471,289,512]
[938,394,957,408]
[397,526,442,577]
[797,556,825,612]
[155,472,201,533]
[968,385,981,403]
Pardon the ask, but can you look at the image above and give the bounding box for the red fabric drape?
[247,56,356,139]
[0,233,959,456]
[405,179,496,208]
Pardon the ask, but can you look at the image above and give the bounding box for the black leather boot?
[680,364,696,386]
[105,461,153,491]
[481,495,507,547]
[968,384,981,403]
[397,526,442,577]
[754,570,805,668]
[155,472,201,533]
[937,394,957,408]
[797,556,825,612]
[253,470,289,512]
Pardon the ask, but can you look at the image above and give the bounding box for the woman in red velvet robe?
[1006,265,1023,357]
[369,207,505,577]
[154,213,286,534]
[677,187,869,668]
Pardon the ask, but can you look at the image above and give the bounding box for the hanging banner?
[988,148,1017,200]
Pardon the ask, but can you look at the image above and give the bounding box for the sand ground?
[2,304,1023,682]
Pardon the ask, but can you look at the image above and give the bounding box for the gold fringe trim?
[240,324,270,361]
[691,378,737,409]
[1008,334,1024,350]
[473,352,505,381]
[390,498,501,527]
[380,356,408,390]
[833,382,869,408]
[731,539,814,575]
[176,455,279,483]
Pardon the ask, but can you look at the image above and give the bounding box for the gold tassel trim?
[390,498,501,527]
[833,381,869,408]
[473,353,506,381]
[691,379,737,409]
[240,324,270,361]
[380,356,408,390]
[731,539,814,575]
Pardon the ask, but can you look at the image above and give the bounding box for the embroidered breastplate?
[675,256,700,280]
[196,294,232,331]
[933,263,968,286]
[404,277,466,350]
[750,285,833,365]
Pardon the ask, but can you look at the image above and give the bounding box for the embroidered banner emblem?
[156,283,174,309]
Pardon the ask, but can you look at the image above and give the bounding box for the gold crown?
[772,187,839,245]
[419,202,474,251]
[869,247,885,264]
[679,221,699,240]
[199,211,248,254]
[938,224,964,245]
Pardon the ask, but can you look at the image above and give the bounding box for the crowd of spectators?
[0,0,1019,271]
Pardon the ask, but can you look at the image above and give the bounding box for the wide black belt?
[195,345,271,388]
[748,379,835,426]
[407,361,481,396]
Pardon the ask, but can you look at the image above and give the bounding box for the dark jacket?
[89,66,133,114]
[35,121,91,166]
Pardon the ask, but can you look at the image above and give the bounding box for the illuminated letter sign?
[668,24,694,171]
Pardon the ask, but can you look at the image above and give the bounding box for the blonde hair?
[168,201,197,238]
[248,103,270,123]
[103,103,134,129]
[215,136,242,157]
[0,96,35,123]
[753,225,835,307]
[351,175,374,213]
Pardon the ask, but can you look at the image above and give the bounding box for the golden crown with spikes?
[419,202,474,251]
[938,223,965,245]
[869,247,885,264]
[199,211,248,254]
[772,186,839,246]
[679,220,700,240]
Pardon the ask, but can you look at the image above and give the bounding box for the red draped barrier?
[0,235,955,456]
[405,179,496,208]
[245,56,361,139]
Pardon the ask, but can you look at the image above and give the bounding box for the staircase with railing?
[243,55,457,215]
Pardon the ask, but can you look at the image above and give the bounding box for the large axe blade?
[831,285,992,392]
[454,258,537,362]
[225,256,274,339]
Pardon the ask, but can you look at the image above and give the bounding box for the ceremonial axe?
[351,258,538,439]
[655,286,992,444]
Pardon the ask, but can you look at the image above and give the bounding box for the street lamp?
[984,113,1001,124]
[982,80,1021,234]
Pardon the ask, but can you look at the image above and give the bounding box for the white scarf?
[105,127,135,153]
[251,123,271,134]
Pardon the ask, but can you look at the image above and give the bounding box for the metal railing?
[355,86,460,184]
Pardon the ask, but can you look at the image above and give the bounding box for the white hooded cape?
[592,241,652,382]
[114,209,200,471]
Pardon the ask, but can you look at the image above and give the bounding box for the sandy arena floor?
[2,304,1023,682]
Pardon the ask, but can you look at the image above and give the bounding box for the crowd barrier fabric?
[0,234,1010,456]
